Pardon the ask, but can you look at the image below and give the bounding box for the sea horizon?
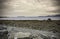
[0,16,60,20]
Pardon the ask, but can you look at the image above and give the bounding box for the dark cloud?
[0,0,7,3]
[54,14,60,17]
[54,0,60,6]
[0,0,7,9]
[49,14,60,17]
[52,0,60,6]
[0,0,7,16]
[48,0,60,13]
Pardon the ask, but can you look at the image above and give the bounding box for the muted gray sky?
[0,0,60,17]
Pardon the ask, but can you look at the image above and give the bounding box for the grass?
[0,20,60,32]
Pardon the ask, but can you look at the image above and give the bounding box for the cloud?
[0,0,8,16]
[0,0,60,17]
[53,0,60,6]
[48,0,60,13]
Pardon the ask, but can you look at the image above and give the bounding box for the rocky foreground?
[0,25,60,39]
[7,26,60,39]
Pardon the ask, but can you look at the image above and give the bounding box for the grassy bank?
[0,20,60,32]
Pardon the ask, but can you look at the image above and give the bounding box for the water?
[0,17,60,20]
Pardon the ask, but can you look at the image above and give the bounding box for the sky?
[0,0,60,17]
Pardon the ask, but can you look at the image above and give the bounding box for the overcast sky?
[0,0,60,17]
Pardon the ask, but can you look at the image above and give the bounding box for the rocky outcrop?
[0,26,8,39]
